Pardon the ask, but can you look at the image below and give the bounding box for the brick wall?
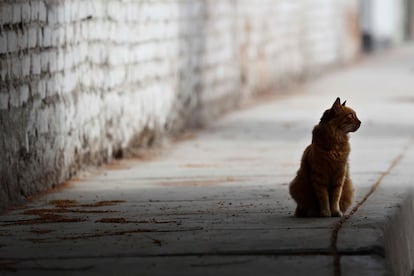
[0,0,360,209]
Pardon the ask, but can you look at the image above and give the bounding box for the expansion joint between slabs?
[330,137,414,276]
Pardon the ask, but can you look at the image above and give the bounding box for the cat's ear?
[321,98,342,123]
[331,97,342,113]
[342,100,347,106]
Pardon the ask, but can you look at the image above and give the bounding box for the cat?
[289,98,361,217]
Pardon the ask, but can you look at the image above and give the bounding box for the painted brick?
[56,51,64,72]
[37,79,46,98]
[0,3,12,24]
[37,28,43,49]
[12,3,21,24]
[48,50,56,72]
[42,26,52,47]
[0,59,8,81]
[70,1,79,23]
[54,72,63,95]
[0,33,7,54]
[31,53,41,75]
[17,30,28,51]
[46,76,56,97]
[7,31,17,53]
[56,4,65,24]
[63,50,72,70]
[64,25,74,44]
[19,84,30,106]
[0,92,9,110]
[62,71,75,95]
[21,3,31,23]
[40,51,49,73]
[9,87,19,108]
[39,1,47,22]
[30,1,39,21]
[28,27,37,48]
[47,4,58,25]
[60,2,69,23]
[11,56,21,79]
[22,56,31,77]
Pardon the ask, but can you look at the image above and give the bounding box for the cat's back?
[312,123,350,161]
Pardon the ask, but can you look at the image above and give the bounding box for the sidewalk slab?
[1,46,414,275]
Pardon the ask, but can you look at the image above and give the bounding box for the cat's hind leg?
[290,168,320,217]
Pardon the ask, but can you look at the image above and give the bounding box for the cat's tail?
[340,175,354,213]
[294,206,308,217]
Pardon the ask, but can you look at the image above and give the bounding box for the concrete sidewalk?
[1,45,414,275]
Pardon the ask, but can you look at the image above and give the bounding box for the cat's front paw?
[331,209,343,217]
[319,209,331,217]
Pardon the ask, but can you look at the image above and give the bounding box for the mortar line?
[330,138,414,276]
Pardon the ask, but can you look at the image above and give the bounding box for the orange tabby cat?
[289,98,361,217]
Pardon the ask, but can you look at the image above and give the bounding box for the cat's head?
[320,97,361,133]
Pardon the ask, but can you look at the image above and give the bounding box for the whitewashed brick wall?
[0,0,360,209]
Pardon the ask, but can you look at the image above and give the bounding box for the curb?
[385,189,414,275]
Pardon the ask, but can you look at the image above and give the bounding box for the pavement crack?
[330,138,414,276]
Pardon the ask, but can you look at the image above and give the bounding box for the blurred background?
[0,0,413,209]
[360,0,413,51]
